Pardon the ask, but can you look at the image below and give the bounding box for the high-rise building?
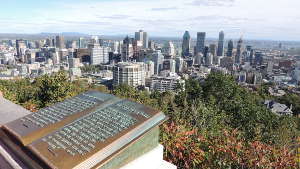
[162,41,176,58]
[45,38,52,47]
[182,31,191,57]
[176,57,184,73]
[78,37,84,48]
[135,30,148,49]
[162,59,176,73]
[55,35,65,49]
[16,39,27,62]
[195,32,206,55]
[152,50,164,75]
[194,53,203,65]
[133,40,143,59]
[144,61,155,78]
[254,51,263,65]
[121,36,134,62]
[209,44,217,56]
[16,39,26,57]
[113,62,145,87]
[227,40,234,57]
[148,40,155,50]
[235,37,243,64]
[67,40,77,49]
[88,40,110,65]
[217,31,225,56]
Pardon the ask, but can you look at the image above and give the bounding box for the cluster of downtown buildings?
[0,30,300,95]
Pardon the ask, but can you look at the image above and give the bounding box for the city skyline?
[1,0,299,41]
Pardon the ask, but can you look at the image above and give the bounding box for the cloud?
[99,15,132,20]
[187,0,235,6]
[151,7,178,11]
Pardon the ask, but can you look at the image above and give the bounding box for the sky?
[0,0,299,41]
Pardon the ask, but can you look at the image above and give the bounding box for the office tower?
[203,46,209,58]
[182,31,191,57]
[35,40,43,49]
[245,45,252,62]
[0,91,171,169]
[133,40,143,58]
[121,36,134,62]
[194,53,203,65]
[209,44,217,56]
[227,40,234,57]
[175,57,184,73]
[67,40,77,49]
[16,39,26,62]
[254,51,263,65]
[152,50,164,75]
[88,39,110,65]
[205,53,213,66]
[45,38,52,47]
[162,59,176,73]
[203,46,212,66]
[90,36,99,44]
[163,41,175,58]
[249,49,254,65]
[148,40,155,50]
[235,37,243,64]
[99,39,104,46]
[25,49,36,64]
[90,46,110,65]
[8,40,13,47]
[144,61,155,78]
[78,37,84,48]
[195,32,206,55]
[217,31,225,56]
[52,38,56,47]
[55,35,65,49]
[110,41,120,54]
[16,39,26,57]
[135,30,148,49]
[113,62,146,87]
[143,32,149,49]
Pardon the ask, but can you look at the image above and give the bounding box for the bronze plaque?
[3,91,166,169]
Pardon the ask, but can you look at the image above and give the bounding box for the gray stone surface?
[0,96,32,125]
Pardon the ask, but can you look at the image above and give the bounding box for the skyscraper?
[182,31,191,57]
[152,50,164,75]
[195,32,206,54]
[209,44,217,56]
[135,30,148,49]
[162,41,176,58]
[55,35,65,49]
[227,40,234,57]
[45,38,52,47]
[88,38,110,65]
[217,31,225,56]
[235,37,243,64]
[16,39,26,62]
[79,37,84,48]
[122,36,134,62]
